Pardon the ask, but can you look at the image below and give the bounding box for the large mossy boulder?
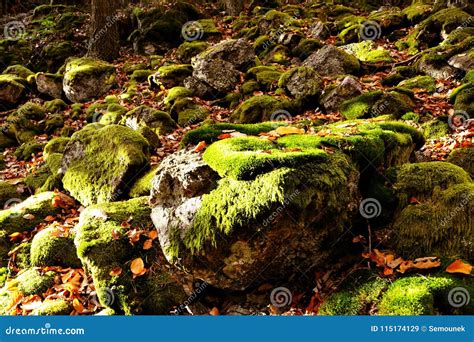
[303,45,360,76]
[63,57,116,103]
[447,147,474,178]
[120,106,177,136]
[278,66,323,101]
[319,271,473,315]
[61,124,150,206]
[386,162,473,260]
[150,120,423,290]
[75,198,187,314]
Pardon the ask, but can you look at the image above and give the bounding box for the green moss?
[421,119,449,139]
[447,148,474,178]
[390,161,471,201]
[64,57,115,81]
[62,124,150,206]
[44,99,67,113]
[129,165,158,198]
[402,3,432,22]
[340,91,383,119]
[164,87,193,108]
[203,136,328,179]
[0,192,60,234]
[2,65,34,79]
[16,269,55,296]
[176,41,210,63]
[402,112,420,122]
[76,197,185,314]
[278,66,323,99]
[17,102,46,120]
[155,64,192,87]
[398,75,436,93]
[346,41,393,63]
[230,95,293,123]
[182,122,284,145]
[121,106,177,135]
[241,80,259,95]
[43,137,70,159]
[131,69,154,82]
[292,38,322,59]
[464,70,474,84]
[32,299,72,315]
[319,276,388,315]
[454,86,474,116]
[14,141,43,160]
[0,181,26,212]
[30,227,81,268]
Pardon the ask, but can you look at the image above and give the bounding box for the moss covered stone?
[129,165,158,198]
[30,226,81,268]
[120,106,177,136]
[44,99,67,113]
[340,90,414,120]
[0,74,26,109]
[343,41,393,64]
[62,124,150,206]
[398,75,437,93]
[230,95,293,123]
[447,148,474,178]
[176,41,210,64]
[32,299,72,315]
[75,198,186,314]
[16,269,56,296]
[2,65,34,79]
[303,45,360,76]
[63,57,116,103]
[387,162,473,259]
[0,192,61,234]
[14,140,44,160]
[164,87,193,109]
[421,118,449,139]
[154,64,192,88]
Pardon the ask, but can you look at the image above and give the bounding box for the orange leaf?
[148,230,158,240]
[73,298,84,313]
[409,197,420,204]
[143,239,153,250]
[446,259,472,275]
[131,258,146,277]
[109,267,123,277]
[209,307,220,316]
[383,267,393,276]
[194,141,207,153]
[217,133,232,140]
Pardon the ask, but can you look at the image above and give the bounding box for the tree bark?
[224,0,244,16]
[88,0,120,62]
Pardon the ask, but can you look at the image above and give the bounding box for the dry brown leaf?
[275,126,305,136]
[73,298,84,313]
[194,141,207,153]
[446,259,472,275]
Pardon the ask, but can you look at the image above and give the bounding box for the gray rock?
[321,76,363,113]
[448,53,474,72]
[0,74,26,109]
[280,66,323,99]
[417,58,460,80]
[303,45,360,76]
[193,39,255,70]
[192,58,241,92]
[36,73,63,99]
[183,76,217,98]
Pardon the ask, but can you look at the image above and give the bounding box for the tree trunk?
[224,0,244,16]
[88,0,120,62]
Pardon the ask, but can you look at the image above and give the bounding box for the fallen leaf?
[109,267,122,277]
[130,258,146,277]
[143,239,153,250]
[446,259,472,275]
[148,231,158,240]
[209,307,219,316]
[194,141,207,153]
[73,298,84,313]
[275,126,305,136]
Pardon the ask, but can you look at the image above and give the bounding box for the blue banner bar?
[0,316,472,342]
